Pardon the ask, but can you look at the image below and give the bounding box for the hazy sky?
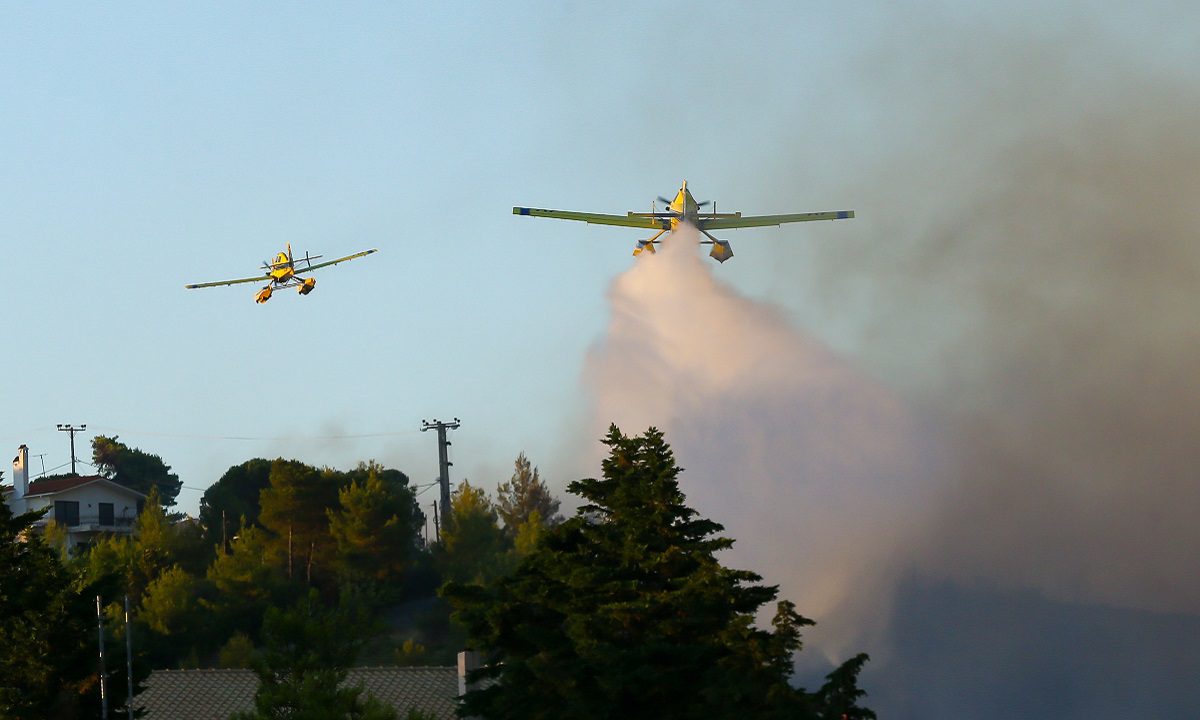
[5,4,1199,716]
[2,1,897,510]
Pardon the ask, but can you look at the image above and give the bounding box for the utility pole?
[124,595,133,720]
[421,418,460,535]
[96,595,108,720]
[57,423,87,475]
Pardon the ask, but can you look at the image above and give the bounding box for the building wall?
[24,483,142,550]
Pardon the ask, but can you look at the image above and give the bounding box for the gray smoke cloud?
[793,7,1200,617]
[583,0,1200,641]
[579,6,1200,714]
[582,229,939,660]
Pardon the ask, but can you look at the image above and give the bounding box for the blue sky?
[2,2,891,511]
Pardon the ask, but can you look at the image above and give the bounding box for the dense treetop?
[447,425,875,720]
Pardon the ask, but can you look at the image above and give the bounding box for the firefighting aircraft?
[185,244,377,303]
[513,180,854,262]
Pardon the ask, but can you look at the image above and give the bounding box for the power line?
[84,425,424,442]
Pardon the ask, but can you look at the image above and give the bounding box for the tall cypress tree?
[447,425,873,720]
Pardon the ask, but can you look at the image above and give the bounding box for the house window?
[54,500,80,527]
[99,503,114,526]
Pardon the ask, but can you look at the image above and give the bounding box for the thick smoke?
[583,228,938,658]
[793,8,1200,617]
[582,10,1200,645]
[581,7,1200,714]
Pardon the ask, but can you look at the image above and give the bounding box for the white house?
[4,444,146,551]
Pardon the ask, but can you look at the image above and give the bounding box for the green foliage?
[258,459,341,586]
[440,480,509,585]
[204,524,288,637]
[41,518,70,559]
[327,463,422,587]
[92,434,183,507]
[218,632,258,669]
[811,653,877,720]
[447,425,875,720]
[199,458,273,551]
[140,565,199,637]
[495,452,562,535]
[231,590,397,720]
[80,532,136,598]
[393,638,428,666]
[82,487,207,605]
[134,487,174,583]
[0,501,96,718]
[510,509,545,558]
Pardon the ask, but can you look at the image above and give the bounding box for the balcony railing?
[36,516,136,531]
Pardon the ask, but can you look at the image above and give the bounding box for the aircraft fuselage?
[268,246,295,284]
[666,180,701,227]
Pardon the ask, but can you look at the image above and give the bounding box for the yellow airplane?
[185,244,377,303]
[513,180,854,262]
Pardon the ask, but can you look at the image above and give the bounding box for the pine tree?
[495,452,561,535]
[91,435,183,507]
[447,425,875,720]
[258,459,341,585]
[231,590,397,720]
[198,458,273,550]
[439,480,508,584]
[327,464,422,586]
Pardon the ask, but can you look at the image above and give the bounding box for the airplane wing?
[513,207,671,230]
[701,210,854,230]
[293,248,378,274]
[185,274,270,289]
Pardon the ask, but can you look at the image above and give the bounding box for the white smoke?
[583,226,940,659]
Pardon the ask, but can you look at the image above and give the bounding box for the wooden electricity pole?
[421,418,460,536]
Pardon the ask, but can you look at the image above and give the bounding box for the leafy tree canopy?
[447,425,875,720]
[198,458,273,550]
[327,463,423,588]
[92,435,182,507]
[258,459,342,586]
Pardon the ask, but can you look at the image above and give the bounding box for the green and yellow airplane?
[185,244,377,304]
[513,180,854,262]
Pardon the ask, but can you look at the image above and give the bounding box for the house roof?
[138,666,459,719]
[24,475,146,499]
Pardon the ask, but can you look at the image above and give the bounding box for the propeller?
[657,196,674,205]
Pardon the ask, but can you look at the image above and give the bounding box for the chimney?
[457,650,480,698]
[13,444,29,499]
